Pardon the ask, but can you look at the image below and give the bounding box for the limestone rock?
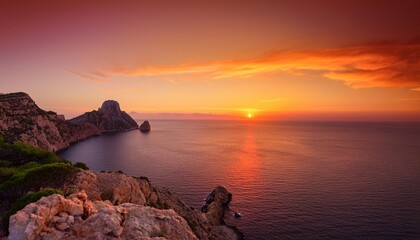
[139,121,151,133]
[0,92,100,151]
[7,170,243,239]
[66,171,243,239]
[203,186,232,225]
[0,93,137,152]
[8,192,198,240]
[69,171,147,205]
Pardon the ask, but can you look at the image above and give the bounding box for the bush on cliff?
[74,161,89,170]
[8,141,70,165]
[2,189,63,235]
[0,163,79,192]
[0,135,88,236]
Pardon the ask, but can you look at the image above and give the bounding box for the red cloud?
[107,40,420,90]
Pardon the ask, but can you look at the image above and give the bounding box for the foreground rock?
[69,100,138,132]
[65,170,243,239]
[139,121,151,133]
[0,92,100,152]
[9,191,198,240]
[7,171,243,239]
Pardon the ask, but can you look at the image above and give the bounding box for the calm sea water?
[59,121,420,239]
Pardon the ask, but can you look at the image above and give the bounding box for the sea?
[59,120,420,240]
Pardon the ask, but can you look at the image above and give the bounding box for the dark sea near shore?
[59,120,420,239]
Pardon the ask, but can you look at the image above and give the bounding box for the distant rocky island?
[69,100,138,132]
[0,92,138,152]
[0,92,243,239]
[139,120,151,133]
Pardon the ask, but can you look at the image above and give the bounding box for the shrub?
[73,162,89,170]
[2,189,63,234]
[0,167,17,182]
[0,163,79,191]
[138,176,150,182]
[10,142,69,165]
[18,161,41,170]
[0,160,12,167]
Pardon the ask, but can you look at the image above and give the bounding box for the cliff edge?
[7,170,243,240]
[0,92,100,152]
[0,93,138,152]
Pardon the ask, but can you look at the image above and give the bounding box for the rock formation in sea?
[139,120,151,132]
[0,93,138,152]
[69,100,138,132]
[8,170,243,240]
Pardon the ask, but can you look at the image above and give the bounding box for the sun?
[247,113,253,118]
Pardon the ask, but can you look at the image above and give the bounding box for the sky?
[1,0,419,120]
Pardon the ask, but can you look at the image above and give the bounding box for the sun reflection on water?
[228,126,261,186]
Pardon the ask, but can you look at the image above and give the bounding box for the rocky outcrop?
[7,170,243,239]
[8,191,198,240]
[69,100,138,132]
[61,170,243,239]
[0,93,138,152]
[7,171,243,239]
[0,92,100,152]
[139,120,151,133]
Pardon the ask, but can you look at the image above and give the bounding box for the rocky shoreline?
[8,170,243,240]
[0,92,244,239]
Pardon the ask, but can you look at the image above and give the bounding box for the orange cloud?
[106,40,420,90]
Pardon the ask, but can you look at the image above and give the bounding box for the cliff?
[7,170,243,240]
[0,93,138,152]
[69,100,138,132]
[0,92,243,239]
[0,92,100,152]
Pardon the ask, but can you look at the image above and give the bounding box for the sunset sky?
[1,0,419,120]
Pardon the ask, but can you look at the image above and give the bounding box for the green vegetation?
[0,160,12,167]
[74,161,89,170]
[2,189,63,234]
[8,141,70,165]
[0,163,79,191]
[0,134,89,235]
[0,135,84,189]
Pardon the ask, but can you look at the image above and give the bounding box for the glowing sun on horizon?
[247,113,253,118]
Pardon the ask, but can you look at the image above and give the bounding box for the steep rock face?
[69,171,148,206]
[0,93,138,151]
[0,93,100,152]
[7,170,243,239]
[69,100,138,132]
[63,170,243,240]
[8,191,198,240]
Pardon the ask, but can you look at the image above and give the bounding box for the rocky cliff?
[0,93,138,152]
[0,92,100,152]
[8,170,243,240]
[69,100,138,132]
